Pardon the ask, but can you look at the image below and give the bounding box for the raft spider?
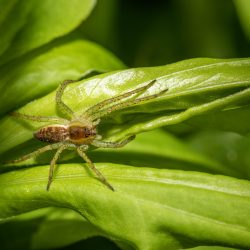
[10,79,167,191]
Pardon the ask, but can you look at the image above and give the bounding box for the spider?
[10,79,167,191]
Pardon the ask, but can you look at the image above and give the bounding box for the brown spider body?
[34,123,97,144]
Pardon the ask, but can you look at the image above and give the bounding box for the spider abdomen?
[34,125,68,143]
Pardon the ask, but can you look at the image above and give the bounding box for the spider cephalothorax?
[10,79,167,191]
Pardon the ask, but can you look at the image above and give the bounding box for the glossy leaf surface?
[0,58,249,155]
[0,0,96,64]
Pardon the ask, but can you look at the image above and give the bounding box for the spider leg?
[11,112,69,124]
[92,118,101,126]
[84,80,157,118]
[7,142,64,164]
[91,135,135,148]
[56,80,77,118]
[76,147,114,191]
[46,144,68,191]
[91,88,168,120]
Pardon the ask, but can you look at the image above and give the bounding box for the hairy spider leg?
[76,147,114,191]
[11,112,68,124]
[91,135,135,148]
[12,82,79,123]
[11,79,78,123]
[84,80,157,118]
[7,142,64,164]
[56,80,77,118]
[47,144,68,191]
[91,88,168,120]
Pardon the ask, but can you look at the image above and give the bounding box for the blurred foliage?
[234,0,250,40]
[0,0,249,250]
[82,0,250,67]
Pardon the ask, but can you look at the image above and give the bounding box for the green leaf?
[0,207,110,250]
[0,58,249,156]
[0,57,249,249]
[0,164,249,250]
[188,247,240,250]
[0,39,125,115]
[0,0,32,57]
[234,0,250,40]
[0,0,18,25]
[0,0,96,64]
[29,208,101,250]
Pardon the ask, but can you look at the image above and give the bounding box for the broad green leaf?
[0,0,18,25]
[0,58,249,156]
[234,0,250,40]
[0,0,32,56]
[29,208,101,250]
[0,39,125,115]
[30,210,99,250]
[0,0,96,64]
[0,164,249,250]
